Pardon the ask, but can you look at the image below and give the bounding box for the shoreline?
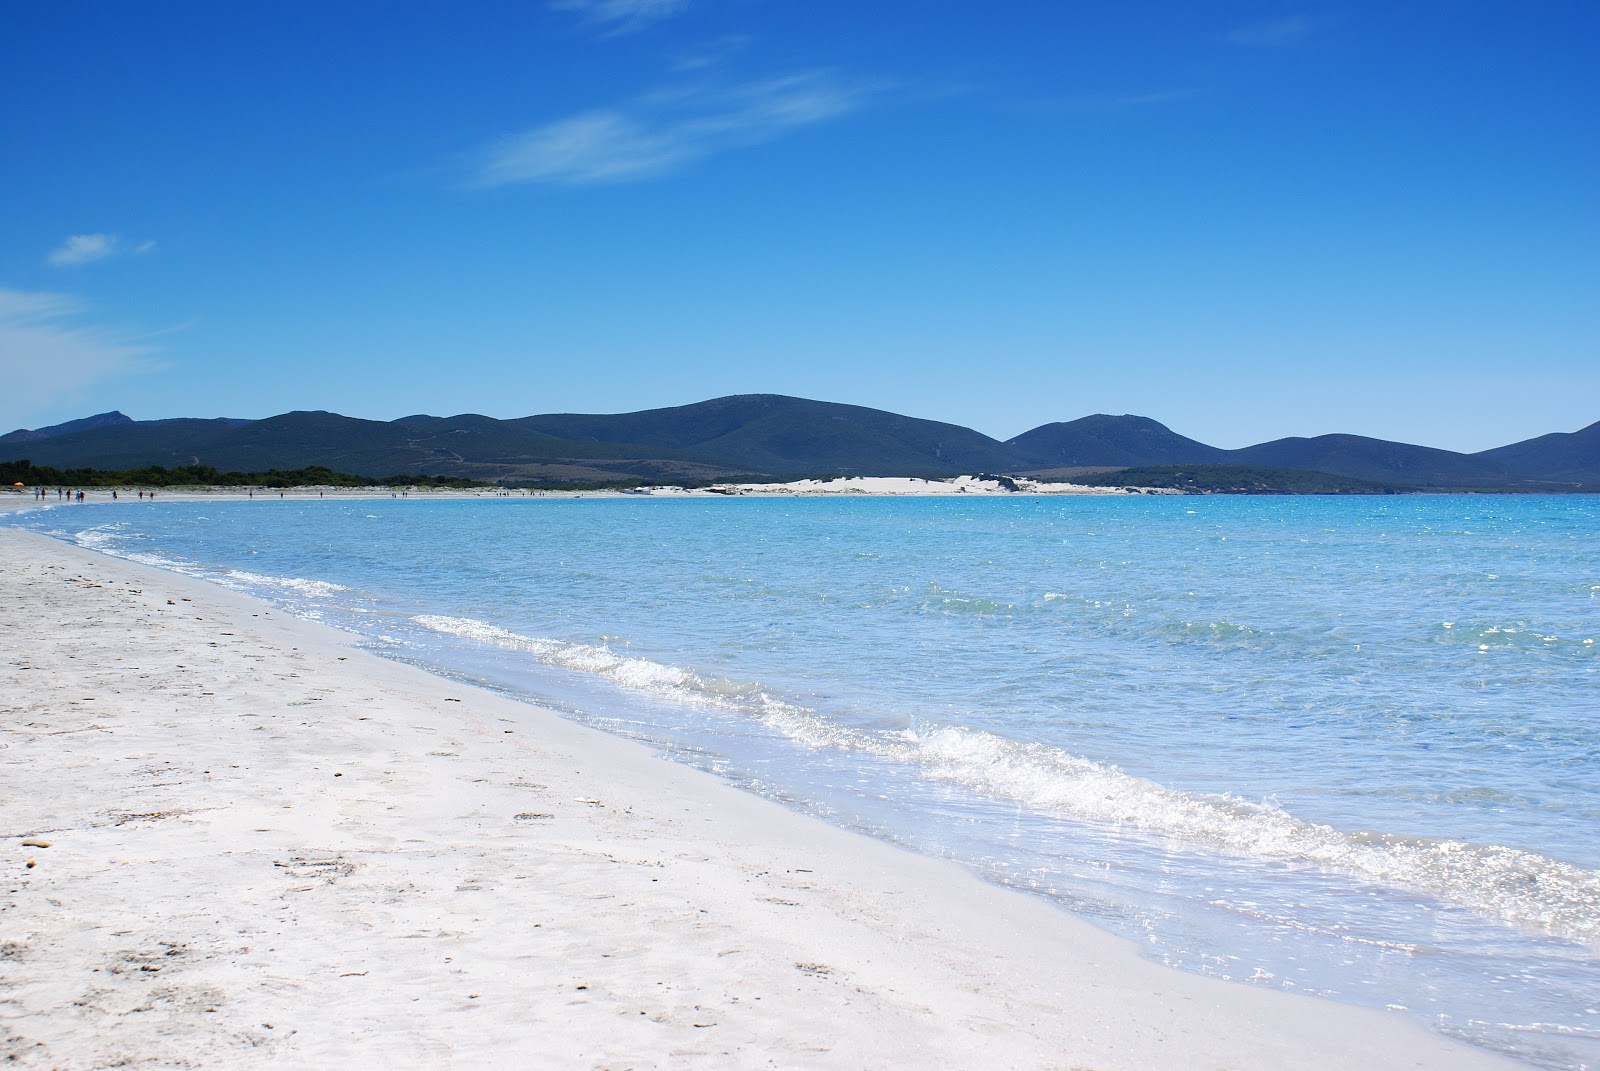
[0,525,1522,1068]
[2,472,1147,503]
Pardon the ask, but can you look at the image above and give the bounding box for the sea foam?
[224,569,349,599]
[412,613,1600,946]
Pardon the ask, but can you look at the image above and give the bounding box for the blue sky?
[3,1,1595,451]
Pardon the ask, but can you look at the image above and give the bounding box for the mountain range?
[3,395,1596,491]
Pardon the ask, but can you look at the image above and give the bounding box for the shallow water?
[12,494,1599,1067]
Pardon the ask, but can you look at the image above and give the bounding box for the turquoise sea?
[11,494,1599,1068]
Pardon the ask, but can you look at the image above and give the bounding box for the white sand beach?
[8,473,1145,505]
[635,475,1144,495]
[0,522,1519,1069]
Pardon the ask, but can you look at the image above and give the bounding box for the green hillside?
[1068,465,1405,494]
[3,397,1596,490]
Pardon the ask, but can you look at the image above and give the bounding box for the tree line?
[1,459,488,489]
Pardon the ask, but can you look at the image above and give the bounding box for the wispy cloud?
[0,287,161,431]
[1035,88,1200,113]
[670,34,752,72]
[474,71,878,187]
[551,0,689,36]
[47,233,157,267]
[1226,15,1315,47]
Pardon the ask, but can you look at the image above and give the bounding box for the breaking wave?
[412,613,1600,946]
[224,569,349,599]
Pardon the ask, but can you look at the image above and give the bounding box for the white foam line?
[72,526,352,604]
[413,612,1600,945]
[224,569,349,598]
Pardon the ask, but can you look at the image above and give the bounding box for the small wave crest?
[224,569,349,599]
[73,525,199,573]
[917,583,1015,616]
[1158,619,1267,645]
[1440,621,1598,656]
[69,526,350,603]
[73,524,124,551]
[412,614,803,718]
[877,726,1600,946]
[411,613,1600,945]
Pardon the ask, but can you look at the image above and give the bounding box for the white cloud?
[1037,89,1199,112]
[670,34,752,72]
[1226,15,1315,47]
[475,71,876,187]
[551,0,689,35]
[0,287,160,432]
[46,233,157,267]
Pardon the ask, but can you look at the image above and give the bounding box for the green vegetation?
[0,459,489,489]
[1068,464,1407,495]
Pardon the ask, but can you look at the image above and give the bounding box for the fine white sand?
[636,475,1141,495]
[0,523,1518,1069]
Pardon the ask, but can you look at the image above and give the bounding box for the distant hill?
[2,396,1595,490]
[0,417,264,471]
[1224,434,1517,489]
[1,410,134,443]
[0,396,1017,485]
[1007,415,1226,468]
[1067,465,1404,495]
[1475,419,1600,487]
[512,395,1021,476]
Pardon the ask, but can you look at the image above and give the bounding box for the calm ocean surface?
[12,494,1599,1067]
